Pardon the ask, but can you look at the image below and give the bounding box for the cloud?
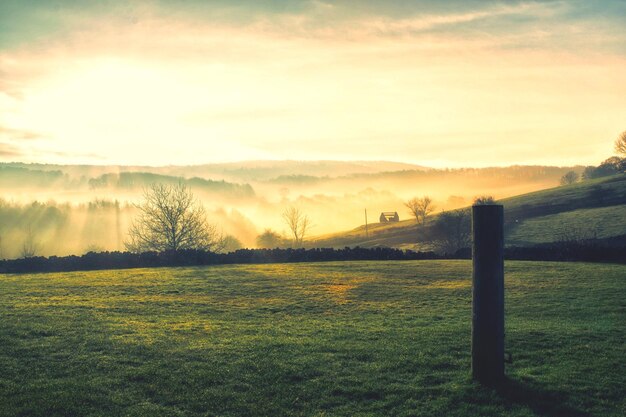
[261,2,562,39]
[0,142,24,157]
[2,1,624,53]
[0,125,43,140]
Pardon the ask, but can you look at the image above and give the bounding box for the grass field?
[507,205,626,246]
[0,261,624,416]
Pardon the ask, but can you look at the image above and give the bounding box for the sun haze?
[0,0,625,167]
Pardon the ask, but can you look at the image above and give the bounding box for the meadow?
[506,205,626,246]
[0,260,624,416]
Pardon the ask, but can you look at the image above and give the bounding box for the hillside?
[309,173,626,249]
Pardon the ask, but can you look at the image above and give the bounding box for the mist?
[0,161,581,258]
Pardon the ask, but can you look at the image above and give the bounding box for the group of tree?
[124,182,312,255]
[255,208,311,249]
[3,182,309,259]
[573,131,626,183]
[581,156,625,180]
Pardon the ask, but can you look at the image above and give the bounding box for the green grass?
[499,173,626,215]
[507,205,626,245]
[0,261,624,416]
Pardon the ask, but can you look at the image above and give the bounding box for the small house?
[379,211,400,222]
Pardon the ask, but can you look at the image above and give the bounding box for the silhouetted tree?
[431,209,471,254]
[221,235,243,252]
[607,133,626,172]
[21,226,39,258]
[256,229,284,249]
[582,157,623,179]
[473,196,496,205]
[405,196,435,225]
[581,166,596,180]
[125,183,224,253]
[560,171,578,185]
[282,207,309,247]
[602,156,625,172]
[615,130,626,155]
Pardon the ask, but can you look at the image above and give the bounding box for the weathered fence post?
[472,204,504,384]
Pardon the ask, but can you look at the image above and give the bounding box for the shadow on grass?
[495,377,590,417]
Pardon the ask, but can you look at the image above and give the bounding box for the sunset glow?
[1,1,625,167]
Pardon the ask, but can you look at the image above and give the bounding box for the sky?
[0,0,625,168]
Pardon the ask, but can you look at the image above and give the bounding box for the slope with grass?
[506,205,626,246]
[0,261,624,416]
[310,174,626,249]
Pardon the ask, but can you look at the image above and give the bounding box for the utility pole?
[364,209,369,238]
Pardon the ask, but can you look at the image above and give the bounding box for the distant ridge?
[1,160,430,182]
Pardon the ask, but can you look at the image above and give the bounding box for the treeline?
[0,198,128,258]
[581,156,626,180]
[0,165,66,188]
[1,241,624,274]
[88,172,255,198]
[266,165,578,186]
[0,164,255,198]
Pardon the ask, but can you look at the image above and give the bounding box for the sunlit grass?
[507,205,626,245]
[0,260,624,416]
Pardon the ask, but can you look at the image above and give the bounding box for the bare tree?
[405,198,420,223]
[21,226,39,258]
[404,196,435,225]
[125,183,224,253]
[560,171,578,186]
[615,130,626,155]
[282,206,309,247]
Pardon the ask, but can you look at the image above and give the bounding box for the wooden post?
[471,204,504,385]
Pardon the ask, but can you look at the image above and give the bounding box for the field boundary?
[1,240,625,274]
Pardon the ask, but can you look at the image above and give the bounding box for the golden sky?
[1,1,625,167]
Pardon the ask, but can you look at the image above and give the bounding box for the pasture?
[0,260,624,416]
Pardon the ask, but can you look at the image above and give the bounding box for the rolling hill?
[308,173,626,249]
